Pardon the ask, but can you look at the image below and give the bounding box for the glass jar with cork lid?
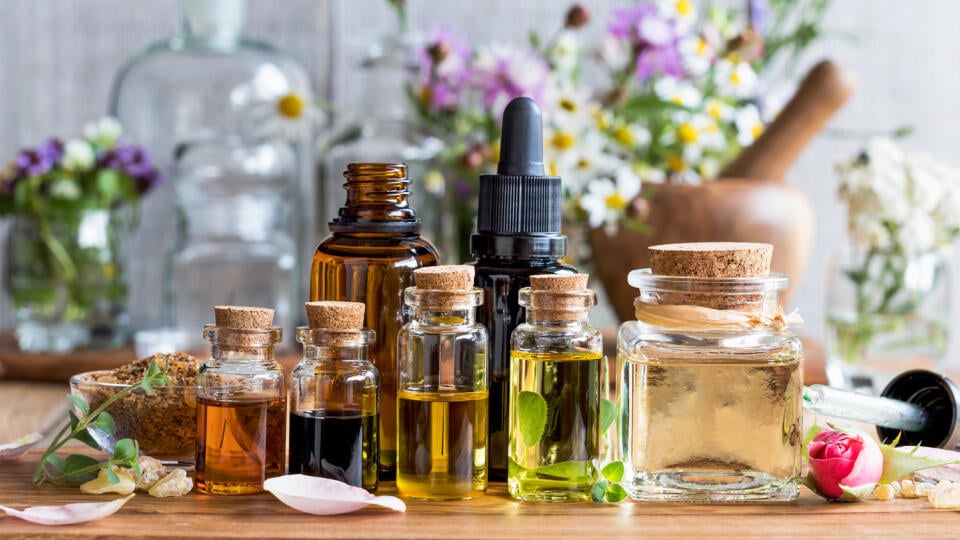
[195,305,287,495]
[289,301,379,493]
[617,243,803,502]
[396,265,488,500]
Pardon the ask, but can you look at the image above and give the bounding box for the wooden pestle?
[718,60,855,181]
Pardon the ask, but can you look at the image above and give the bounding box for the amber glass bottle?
[310,163,439,478]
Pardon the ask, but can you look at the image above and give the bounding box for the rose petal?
[840,434,883,490]
[0,494,134,526]
[0,432,43,462]
[263,475,406,515]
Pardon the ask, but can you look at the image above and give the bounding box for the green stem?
[37,220,78,283]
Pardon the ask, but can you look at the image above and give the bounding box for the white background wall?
[1,0,958,362]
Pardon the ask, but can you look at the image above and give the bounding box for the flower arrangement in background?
[0,118,161,352]
[826,137,960,389]
[408,0,830,244]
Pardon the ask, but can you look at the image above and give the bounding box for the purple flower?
[99,141,163,194]
[608,3,684,81]
[749,0,769,34]
[471,43,549,116]
[417,27,472,111]
[15,138,63,177]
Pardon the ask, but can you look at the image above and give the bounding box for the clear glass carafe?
[617,270,803,502]
[170,137,296,349]
[195,324,286,495]
[396,284,488,500]
[290,327,379,493]
[110,0,314,330]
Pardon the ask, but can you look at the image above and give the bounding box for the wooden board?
[0,449,956,539]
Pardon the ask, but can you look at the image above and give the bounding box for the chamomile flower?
[658,0,697,33]
[668,113,725,163]
[580,166,642,232]
[678,36,713,76]
[246,91,325,141]
[62,139,95,172]
[654,77,701,108]
[83,117,122,149]
[599,34,631,71]
[549,31,581,75]
[549,130,621,193]
[704,98,734,122]
[664,154,700,183]
[734,104,764,146]
[612,123,652,151]
[714,58,758,98]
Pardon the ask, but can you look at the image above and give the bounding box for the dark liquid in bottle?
[288,409,379,492]
[195,396,286,495]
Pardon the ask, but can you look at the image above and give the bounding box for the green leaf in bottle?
[517,390,548,447]
[600,398,616,434]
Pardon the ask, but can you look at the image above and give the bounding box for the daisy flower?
[714,58,758,98]
[580,167,642,232]
[734,104,764,146]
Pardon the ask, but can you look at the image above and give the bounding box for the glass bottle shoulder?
[511,322,603,355]
[292,359,379,386]
[617,320,802,359]
[314,233,439,264]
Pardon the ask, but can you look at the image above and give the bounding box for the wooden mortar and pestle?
[590,60,854,327]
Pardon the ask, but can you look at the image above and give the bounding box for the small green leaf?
[605,484,628,502]
[801,424,825,459]
[517,391,548,448]
[533,461,591,481]
[600,398,616,434]
[113,439,138,461]
[92,411,116,435]
[66,394,89,414]
[591,479,608,502]
[837,482,875,502]
[601,461,624,483]
[45,454,65,473]
[106,466,119,484]
[62,454,100,483]
[879,444,960,485]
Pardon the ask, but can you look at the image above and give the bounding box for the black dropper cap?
[878,370,960,450]
[471,97,566,259]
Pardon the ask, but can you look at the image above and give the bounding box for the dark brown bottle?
[310,163,439,478]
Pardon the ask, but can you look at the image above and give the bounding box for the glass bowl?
[69,368,197,463]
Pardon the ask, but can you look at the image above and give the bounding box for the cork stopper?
[410,265,479,311]
[527,273,593,320]
[214,305,275,329]
[305,301,365,329]
[649,242,772,278]
[645,242,773,310]
[211,305,278,350]
[414,265,475,291]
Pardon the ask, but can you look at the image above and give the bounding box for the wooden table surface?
[0,450,957,539]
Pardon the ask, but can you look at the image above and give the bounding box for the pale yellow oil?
[621,348,803,501]
[396,390,488,500]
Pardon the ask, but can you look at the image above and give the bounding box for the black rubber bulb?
[497,97,546,176]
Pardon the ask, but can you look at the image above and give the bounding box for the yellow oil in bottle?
[396,390,488,500]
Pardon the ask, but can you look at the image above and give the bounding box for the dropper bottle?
[470,97,577,481]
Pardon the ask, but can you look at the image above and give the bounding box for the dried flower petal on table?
[136,455,166,490]
[0,432,42,461]
[148,469,192,497]
[0,494,134,526]
[928,482,960,509]
[80,467,135,495]
[264,475,406,515]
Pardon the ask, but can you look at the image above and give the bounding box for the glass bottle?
[396,266,488,500]
[195,306,286,495]
[170,137,297,350]
[618,268,803,502]
[508,274,602,502]
[289,301,379,493]
[471,98,577,481]
[311,162,439,478]
[109,0,314,331]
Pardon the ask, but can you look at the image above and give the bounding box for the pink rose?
[807,429,883,499]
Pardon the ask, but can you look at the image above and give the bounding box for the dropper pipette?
[803,384,929,432]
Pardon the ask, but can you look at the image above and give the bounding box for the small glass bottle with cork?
[508,274,602,502]
[289,301,379,493]
[195,305,287,495]
[397,265,489,500]
[618,243,803,502]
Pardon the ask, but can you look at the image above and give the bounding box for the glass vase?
[825,246,951,393]
[5,208,133,352]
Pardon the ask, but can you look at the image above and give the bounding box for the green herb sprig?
[33,359,172,486]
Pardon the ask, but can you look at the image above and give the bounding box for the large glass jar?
[110,0,314,330]
[170,137,296,349]
[617,270,803,502]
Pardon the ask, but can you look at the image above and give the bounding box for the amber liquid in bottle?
[195,396,287,495]
[311,163,438,478]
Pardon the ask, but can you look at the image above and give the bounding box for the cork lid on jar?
[524,273,595,320]
[209,305,281,349]
[409,265,481,310]
[649,242,772,278]
[301,301,372,346]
